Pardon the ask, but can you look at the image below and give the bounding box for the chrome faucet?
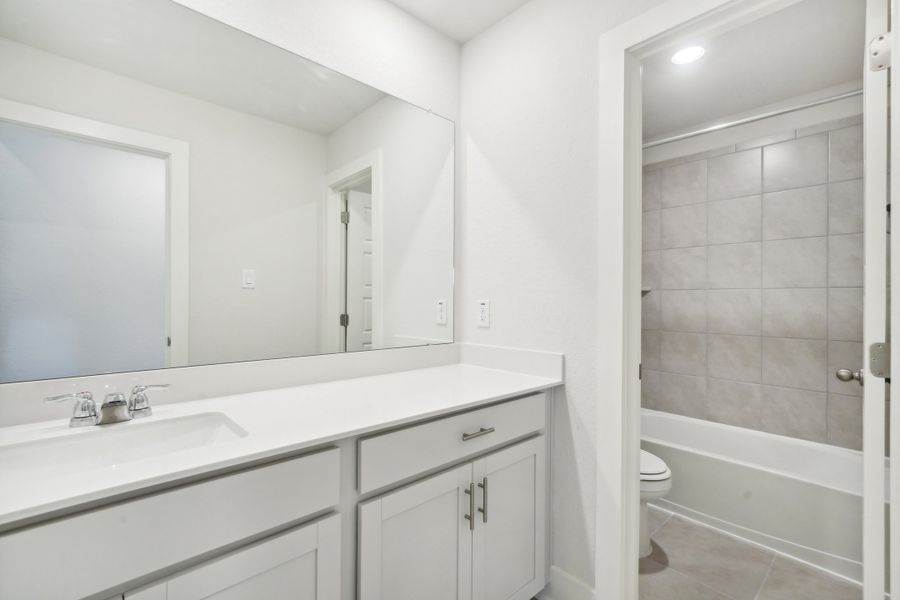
[96,392,131,425]
[44,391,97,427]
[45,384,169,427]
[129,384,168,418]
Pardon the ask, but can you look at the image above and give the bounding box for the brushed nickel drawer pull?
[478,477,488,523]
[464,483,475,531]
[462,427,496,442]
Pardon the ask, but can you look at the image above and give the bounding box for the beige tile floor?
[639,507,862,600]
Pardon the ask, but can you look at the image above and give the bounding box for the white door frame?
[322,151,384,353]
[0,98,190,367]
[887,2,900,597]
[596,1,845,598]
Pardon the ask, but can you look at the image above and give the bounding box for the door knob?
[835,369,863,386]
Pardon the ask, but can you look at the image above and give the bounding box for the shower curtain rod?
[642,88,863,149]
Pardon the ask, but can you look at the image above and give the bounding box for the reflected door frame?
[323,151,384,353]
[0,98,190,368]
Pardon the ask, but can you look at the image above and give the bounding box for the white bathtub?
[641,408,868,582]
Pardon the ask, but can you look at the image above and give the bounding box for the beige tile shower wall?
[641,115,864,450]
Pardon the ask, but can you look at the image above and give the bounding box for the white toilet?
[639,449,672,558]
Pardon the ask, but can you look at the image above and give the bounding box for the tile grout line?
[751,554,778,600]
[825,128,832,444]
[759,142,766,426]
[705,156,710,417]
[654,231,859,253]
[642,365,857,396]
[647,506,672,538]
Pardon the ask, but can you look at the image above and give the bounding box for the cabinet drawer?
[358,394,545,494]
[0,447,340,600]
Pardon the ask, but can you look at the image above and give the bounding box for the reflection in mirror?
[0,0,454,383]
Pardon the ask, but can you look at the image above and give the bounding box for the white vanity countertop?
[0,363,561,529]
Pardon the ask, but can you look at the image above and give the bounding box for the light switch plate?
[242,269,256,289]
[477,299,490,328]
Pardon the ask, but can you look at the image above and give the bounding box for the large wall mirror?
[0,0,454,384]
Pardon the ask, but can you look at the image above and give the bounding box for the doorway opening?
[336,171,375,352]
[324,155,382,355]
[602,0,888,597]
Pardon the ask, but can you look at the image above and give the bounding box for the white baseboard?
[536,566,594,600]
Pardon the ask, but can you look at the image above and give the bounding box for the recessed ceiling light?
[671,46,705,65]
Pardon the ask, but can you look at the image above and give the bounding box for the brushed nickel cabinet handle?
[462,427,496,442]
[478,477,488,523]
[464,483,475,531]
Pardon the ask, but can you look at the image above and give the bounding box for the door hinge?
[870,343,890,381]
[167,336,171,347]
[638,363,642,380]
[340,211,350,225]
[869,32,892,71]
[339,313,349,327]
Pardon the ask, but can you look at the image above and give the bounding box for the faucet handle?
[44,392,97,427]
[129,384,169,418]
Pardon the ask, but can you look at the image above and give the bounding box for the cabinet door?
[126,515,340,600]
[359,463,473,600]
[473,437,546,600]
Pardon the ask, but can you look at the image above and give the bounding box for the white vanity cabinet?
[126,515,341,600]
[359,462,474,600]
[473,437,546,600]
[358,435,547,600]
[0,382,555,600]
[0,449,341,600]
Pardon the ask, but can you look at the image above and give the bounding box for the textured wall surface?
[459,0,667,592]
[642,115,865,449]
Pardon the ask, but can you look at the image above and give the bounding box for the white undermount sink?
[0,413,248,488]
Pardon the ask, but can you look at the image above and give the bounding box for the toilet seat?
[640,450,670,482]
[639,450,672,559]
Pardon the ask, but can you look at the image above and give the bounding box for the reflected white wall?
[327,96,455,347]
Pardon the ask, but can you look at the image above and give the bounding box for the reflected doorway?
[338,174,375,352]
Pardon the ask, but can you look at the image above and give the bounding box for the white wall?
[172,0,460,121]
[327,96,455,347]
[458,0,666,594]
[0,38,327,366]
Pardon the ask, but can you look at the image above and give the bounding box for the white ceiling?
[0,0,386,135]
[385,0,532,42]
[641,0,865,140]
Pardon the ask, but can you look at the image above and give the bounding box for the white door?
[863,0,892,598]
[472,437,547,600]
[359,463,473,600]
[346,189,374,351]
[125,516,340,600]
[0,120,168,382]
